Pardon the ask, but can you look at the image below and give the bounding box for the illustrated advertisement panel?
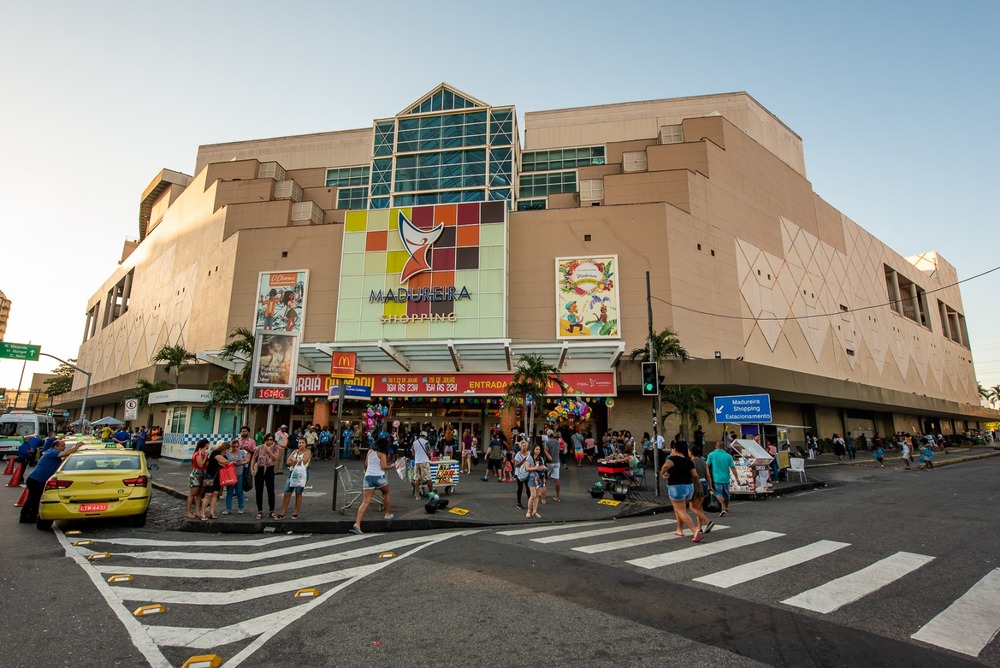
[249,330,299,405]
[335,203,508,342]
[293,372,616,397]
[556,256,620,339]
[254,270,308,335]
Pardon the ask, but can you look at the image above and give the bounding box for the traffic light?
[641,362,659,396]
[0,387,5,399]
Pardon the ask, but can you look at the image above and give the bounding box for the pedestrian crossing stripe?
[782,551,935,614]
[532,517,677,544]
[573,525,730,554]
[911,568,1000,657]
[694,540,850,588]
[55,527,469,666]
[627,530,785,569]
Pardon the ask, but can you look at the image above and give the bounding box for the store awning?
[297,339,625,375]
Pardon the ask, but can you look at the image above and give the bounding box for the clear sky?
[1,0,998,397]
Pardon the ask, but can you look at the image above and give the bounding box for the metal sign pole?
[646,271,661,496]
[331,383,346,512]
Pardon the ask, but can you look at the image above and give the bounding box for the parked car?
[37,449,151,529]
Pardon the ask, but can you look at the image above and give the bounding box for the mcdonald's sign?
[329,352,357,379]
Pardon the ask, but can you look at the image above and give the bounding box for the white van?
[0,411,58,456]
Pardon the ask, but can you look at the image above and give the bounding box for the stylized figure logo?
[398,210,444,282]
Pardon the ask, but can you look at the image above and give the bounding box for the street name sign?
[327,383,373,400]
[714,393,772,424]
[0,342,40,361]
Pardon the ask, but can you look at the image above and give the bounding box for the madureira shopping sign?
[0,341,41,361]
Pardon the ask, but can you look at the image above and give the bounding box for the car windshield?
[0,422,33,437]
[62,454,140,472]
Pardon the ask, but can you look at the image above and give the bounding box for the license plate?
[79,503,108,512]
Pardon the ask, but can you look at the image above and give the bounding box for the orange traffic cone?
[3,457,14,475]
[14,486,29,507]
[6,463,24,487]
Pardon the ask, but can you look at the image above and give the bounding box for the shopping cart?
[335,465,385,515]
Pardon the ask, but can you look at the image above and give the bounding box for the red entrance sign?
[329,352,357,379]
[295,372,615,397]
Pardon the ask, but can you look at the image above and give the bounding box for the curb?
[151,479,827,534]
[806,449,1000,469]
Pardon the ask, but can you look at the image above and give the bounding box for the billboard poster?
[556,256,620,339]
[254,270,308,335]
[249,330,299,405]
[292,371,616,397]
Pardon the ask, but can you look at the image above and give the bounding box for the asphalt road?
[2,458,997,667]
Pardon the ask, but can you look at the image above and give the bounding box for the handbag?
[703,492,722,513]
[515,457,529,481]
[242,465,254,492]
[218,463,238,487]
[288,463,308,487]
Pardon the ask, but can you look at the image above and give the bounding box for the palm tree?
[661,385,710,442]
[627,326,689,364]
[504,354,567,438]
[152,344,197,388]
[990,385,1000,409]
[219,326,256,383]
[203,374,250,435]
[129,378,170,428]
[978,382,991,406]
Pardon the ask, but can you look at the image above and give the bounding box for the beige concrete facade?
[55,86,996,442]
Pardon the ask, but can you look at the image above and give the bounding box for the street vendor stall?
[407,457,460,496]
[729,438,775,496]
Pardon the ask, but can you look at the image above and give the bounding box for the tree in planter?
[128,378,171,429]
[503,354,567,438]
[660,385,710,443]
[152,343,197,389]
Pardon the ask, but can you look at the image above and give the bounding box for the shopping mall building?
[54,84,994,459]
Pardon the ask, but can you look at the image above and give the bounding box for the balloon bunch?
[546,398,591,425]
[365,403,389,433]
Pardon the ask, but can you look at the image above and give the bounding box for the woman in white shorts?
[350,437,393,534]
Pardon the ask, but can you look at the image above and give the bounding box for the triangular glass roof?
[402,83,488,115]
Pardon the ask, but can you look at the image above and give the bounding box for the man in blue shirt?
[17,436,35,472]
[42,431,58,453]
[113,427,131,448]
[705,440,738,517]
[19,440,82,524]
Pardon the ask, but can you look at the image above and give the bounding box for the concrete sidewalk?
[150,456,824,534]
[801,445,1000,469]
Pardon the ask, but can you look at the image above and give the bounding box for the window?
[580,179,604,201]
[325,166,370,187]
[623,151,647,172]
[102,269,134,328]
[518,171,577,198]
[337,187,369,210]
[660,124,684,144]
[408,88,477,114]
[168,407,187,434]
[517,199,547,211]
[521,146,605,172]
[83,303,100,342]
[393,149,486,193]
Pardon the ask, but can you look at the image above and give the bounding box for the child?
[873,445,886,468]
[920,444,934,470]
[574,435,585,467]
[501,447,514,482]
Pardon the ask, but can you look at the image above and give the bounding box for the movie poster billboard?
[249,330,299,405]
[556,256,620,339]
[254,270,308,335]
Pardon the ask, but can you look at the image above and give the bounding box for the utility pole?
[646,271,662,496]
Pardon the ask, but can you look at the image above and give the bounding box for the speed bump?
[74,539,94,547]
[182,655,222,668]
[378,551,397,560]
[133,604,167,617]
[65,530,82,536]
[87,552,111,561]
[294,588,320,598]
[107,574,134,583]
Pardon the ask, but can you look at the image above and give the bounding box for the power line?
[653,265,1000,322]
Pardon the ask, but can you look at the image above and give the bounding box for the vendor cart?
[728,439,775,498]
[407,457,460,496]
[597,456,634,500]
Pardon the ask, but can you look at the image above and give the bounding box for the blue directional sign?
[714,393,772,424]
[328,383,373,400]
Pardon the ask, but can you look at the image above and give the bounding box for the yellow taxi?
[37,447,152,529]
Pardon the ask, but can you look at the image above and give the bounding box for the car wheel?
[128,511,148,528]
[36,518,53,531]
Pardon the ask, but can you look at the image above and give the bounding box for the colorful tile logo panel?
[336,202,508,341]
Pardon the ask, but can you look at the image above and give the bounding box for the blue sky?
[1,0,998,396]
